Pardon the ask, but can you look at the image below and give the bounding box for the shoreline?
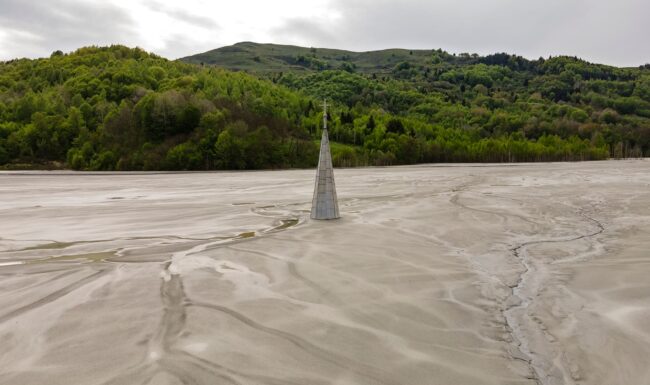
[1,157,647,175]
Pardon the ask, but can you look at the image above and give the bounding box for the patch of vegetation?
[0,46,321,170]
[185,43,650,160]
[0,44,648,171]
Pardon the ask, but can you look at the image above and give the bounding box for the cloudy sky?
[0,0,648,66]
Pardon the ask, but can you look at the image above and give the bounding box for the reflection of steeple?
[311,100,340,220]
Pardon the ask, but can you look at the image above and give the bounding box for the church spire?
[311,100,340,220]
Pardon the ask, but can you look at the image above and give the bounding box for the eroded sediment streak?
[138,207,306,384]
[0,270,108,324]
[503,210,605,385]
[140,202,399,385]
[448,175,608,385]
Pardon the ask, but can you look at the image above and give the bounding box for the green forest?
[1,43,649,170]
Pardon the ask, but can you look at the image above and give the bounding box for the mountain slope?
[181,41,452,74]
[182,42,650,159]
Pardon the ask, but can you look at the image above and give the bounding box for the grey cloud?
[137,1,222,59]
[1,0,647,66]
[0,0,135,59]
[142,0,219,30]
[273,18,339,48]
[271,0,650,67]
[154,33,220,60]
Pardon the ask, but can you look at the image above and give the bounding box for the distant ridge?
[180,42,643,74]
[181,41,442,73]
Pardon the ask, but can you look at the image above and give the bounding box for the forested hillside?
[188,42,650,160]
[0,46,321,170]
[0,44,648,170]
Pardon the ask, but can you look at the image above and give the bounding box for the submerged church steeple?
[310,100,340,220]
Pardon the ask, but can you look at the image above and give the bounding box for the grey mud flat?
[0,160,649,385]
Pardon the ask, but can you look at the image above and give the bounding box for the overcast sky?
[0,0,648,66]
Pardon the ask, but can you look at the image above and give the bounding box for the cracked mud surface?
[1,161,649,385]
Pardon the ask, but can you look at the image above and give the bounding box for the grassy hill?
[181,41,445,74]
